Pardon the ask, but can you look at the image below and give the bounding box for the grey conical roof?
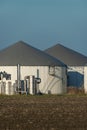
[0,41,66,66]
[45,44,87,66]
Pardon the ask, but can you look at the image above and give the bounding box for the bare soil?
[0,94,87,130]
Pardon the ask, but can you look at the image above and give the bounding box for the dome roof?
[0,41,66,66]
[45,44,87,66]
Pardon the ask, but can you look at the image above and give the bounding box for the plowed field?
[0,95,87,130]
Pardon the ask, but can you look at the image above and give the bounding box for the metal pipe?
[17,64,21,92]
[37,69,39,78]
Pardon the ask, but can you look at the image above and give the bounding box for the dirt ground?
[0,94,87,130]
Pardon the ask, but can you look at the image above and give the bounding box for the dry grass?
[0,94,87,130]
[67,87,84,94]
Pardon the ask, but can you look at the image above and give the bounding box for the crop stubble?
[0,95,87,130]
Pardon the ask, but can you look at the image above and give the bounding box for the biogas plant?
[0,41,67,95]
[0,41,87,95]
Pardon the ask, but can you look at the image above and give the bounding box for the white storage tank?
[5,81,10,95]
[5,81,14,95]
[29,75,36,95]
[0,41,67,95]
[45,44,87,89]
[40,66,67,94]
[0,82,6,94]
[24,75,36,95]
[0,81,15,95]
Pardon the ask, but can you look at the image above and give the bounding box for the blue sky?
[0,0,87,55]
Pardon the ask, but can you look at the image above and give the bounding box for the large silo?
[45,44,87,89]
[0,41,67,95]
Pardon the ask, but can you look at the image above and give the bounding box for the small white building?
[0,41,67,95]
[45,44,87,90]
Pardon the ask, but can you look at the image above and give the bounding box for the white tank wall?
[84,66,87,93]
[0,66,67,94]
[0,66,17,80]
[21,66,67,94]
